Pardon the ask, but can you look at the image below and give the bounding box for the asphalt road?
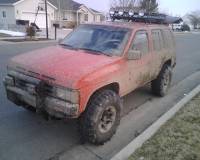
[0,33,200,160]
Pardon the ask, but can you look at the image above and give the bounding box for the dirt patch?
[129,94,200,160]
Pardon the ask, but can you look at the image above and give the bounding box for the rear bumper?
[4,76,79,119]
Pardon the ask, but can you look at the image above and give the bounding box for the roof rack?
[109,10,183,24]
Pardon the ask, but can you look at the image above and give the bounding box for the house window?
[63,12,68,20]
[93,16,96,22]
[151,29,164,51]
[38,3,45,11]
[84,14,88,21]
[2,11,6,18]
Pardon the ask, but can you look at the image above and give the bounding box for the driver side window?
[130,30,149,56]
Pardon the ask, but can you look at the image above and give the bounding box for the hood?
[9,45,120,88]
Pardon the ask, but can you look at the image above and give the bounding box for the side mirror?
[127,50,142,60]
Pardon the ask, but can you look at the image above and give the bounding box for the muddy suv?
[4,22,176,145]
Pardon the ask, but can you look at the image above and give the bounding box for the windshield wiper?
[59,44,78,50]
[78,47,111,57]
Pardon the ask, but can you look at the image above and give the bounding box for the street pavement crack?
[84,146,104,160]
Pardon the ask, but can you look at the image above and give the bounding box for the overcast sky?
[75,0,200,16]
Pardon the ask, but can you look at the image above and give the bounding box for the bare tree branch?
[110,0,139,10]
[187,11,200,29]
[110,0,158,12]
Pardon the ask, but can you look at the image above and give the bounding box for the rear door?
[162,29,176,63]
[151,29,166,77]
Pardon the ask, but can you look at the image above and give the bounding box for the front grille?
[15,77,37,94]
[43,84,53,95]
[8,70,54,96]
[15,78,27,89]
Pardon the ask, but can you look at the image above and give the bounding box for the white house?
[0,0,104,29]
[0,0,56,28]
[48,0,104,27]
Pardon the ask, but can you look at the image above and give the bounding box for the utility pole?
[58,0,61,28]
[148,0,151,13]
[44,0,49,39]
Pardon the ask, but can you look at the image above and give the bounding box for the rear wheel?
[151,64,172,97]
[79,90,122,145]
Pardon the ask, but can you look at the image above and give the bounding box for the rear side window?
[151,29,164,51]
[131,30,149,55]
[163,29,174,49]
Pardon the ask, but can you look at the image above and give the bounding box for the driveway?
[0,33,200,160]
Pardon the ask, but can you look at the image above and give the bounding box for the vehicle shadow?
[0,85,154,160]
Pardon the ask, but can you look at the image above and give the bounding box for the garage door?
[21,12,50,28]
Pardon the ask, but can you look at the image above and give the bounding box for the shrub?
[181,24,191,31]
[66,21,77,29]
[26,26,36,38]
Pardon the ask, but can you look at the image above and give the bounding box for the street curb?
[111,84,200,160]
[0,39,57,44]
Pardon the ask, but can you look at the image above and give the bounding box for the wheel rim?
[98,106,117,133]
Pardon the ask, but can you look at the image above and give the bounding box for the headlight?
[53,87,79,104]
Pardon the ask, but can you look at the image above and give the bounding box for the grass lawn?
[129,94,200,160]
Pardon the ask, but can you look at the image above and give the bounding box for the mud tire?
[79,90,121,145]
[151,64,172,97]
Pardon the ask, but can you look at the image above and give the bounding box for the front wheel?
[79,90,122,145]
[151,64,172,97]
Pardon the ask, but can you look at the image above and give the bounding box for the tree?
[187,11,200,29]
[110,0,158,12]
[181,23,190,31]
[110,0,139,10]
[26,25,36,40]
[140,0,158,13]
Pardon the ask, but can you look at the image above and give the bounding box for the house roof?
[90,8,101,14]
[0,0,81,9]
[48,0,82,11]
[0,0,103,14]
[0,0,20,5]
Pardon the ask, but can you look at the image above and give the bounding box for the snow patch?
[0,30,26,37]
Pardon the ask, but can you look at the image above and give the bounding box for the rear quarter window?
[151,29,164,51]
[163,29,175,49]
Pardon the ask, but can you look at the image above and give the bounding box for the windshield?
[61,24,130,56]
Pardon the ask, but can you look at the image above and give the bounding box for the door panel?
[123,30,152,94]
[151,29,167,76]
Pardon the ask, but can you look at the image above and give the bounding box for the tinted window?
[131,31,149,55]
[152,29,164,51]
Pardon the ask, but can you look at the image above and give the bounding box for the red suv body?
[4,22,176,144]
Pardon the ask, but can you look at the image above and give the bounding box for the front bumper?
[4,75,79,119]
